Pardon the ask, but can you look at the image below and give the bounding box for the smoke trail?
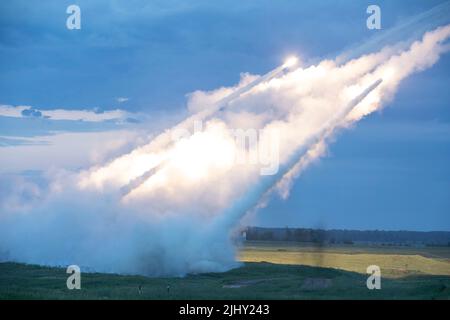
[269,24,450,201]
[335,0,450,64]
[1,21,450,276]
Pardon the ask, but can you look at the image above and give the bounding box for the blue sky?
[0,0,449,230]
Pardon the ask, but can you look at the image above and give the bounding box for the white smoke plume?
[1,22,450,276]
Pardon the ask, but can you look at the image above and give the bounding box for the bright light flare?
[168,128,235,181]
[283,56,299,68]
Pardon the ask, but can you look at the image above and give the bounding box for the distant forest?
[245,227,450,246]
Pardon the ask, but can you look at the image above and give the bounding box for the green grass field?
[239,241,450,278]
[0,242,449,299]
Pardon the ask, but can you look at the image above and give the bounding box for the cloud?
[0,105,133,122]
[116,97,129,103]
[0,105,148,142]
[0,130,147,174]
[0,136,49,147]
[21,108,42,118]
